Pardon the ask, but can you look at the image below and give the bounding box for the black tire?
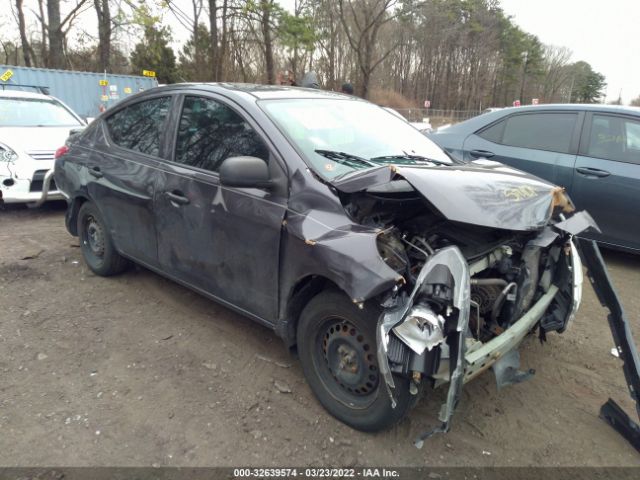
[77,201,129,276]
[297,289,413,432]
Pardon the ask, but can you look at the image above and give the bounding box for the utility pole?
[567,75,575,103]
[519,51,529,103]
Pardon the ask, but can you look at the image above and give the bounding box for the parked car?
[409,121,432,134]
[0,90,85,206]
[429,104,640,252]
[384,107,432,134]
[54,84,618,438]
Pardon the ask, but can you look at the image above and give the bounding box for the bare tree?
[338,0,398,98]
[259,0,276,84]
[38,0,48,63]
[540,45,573,102]
[46,0,64,67]
[167,0,204,59]
[208,0,231,80]
[208,0,219,79]
[313,0,340,88]
[94,0,111,71]
[46,0,90,68]
[16,0,33,66]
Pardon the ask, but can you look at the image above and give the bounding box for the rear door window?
[586,114,640,164]
[105,96,171,157]
[173,96,269,173]
[478,113,578,154]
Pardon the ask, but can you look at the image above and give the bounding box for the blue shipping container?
[0,65,158,119]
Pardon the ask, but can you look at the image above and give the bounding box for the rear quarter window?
[586,113,640,164]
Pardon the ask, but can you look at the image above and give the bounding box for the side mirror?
[219,156,271,189]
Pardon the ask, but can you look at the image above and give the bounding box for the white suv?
[0,90,85,206]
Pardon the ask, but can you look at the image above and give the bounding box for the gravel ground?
[1,201,639,467]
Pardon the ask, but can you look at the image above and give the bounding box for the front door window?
[174,96,269,172]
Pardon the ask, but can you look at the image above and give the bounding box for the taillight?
[55,145,69,159]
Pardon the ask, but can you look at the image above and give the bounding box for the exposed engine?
[331,169,606,446]
[343,187,574,344]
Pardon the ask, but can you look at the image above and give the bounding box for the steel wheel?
[84,215,105,258]
[320,318,380,398]
[297,290,414,431]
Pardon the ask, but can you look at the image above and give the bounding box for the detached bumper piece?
[600,398,640,452]
[578,238,640,453]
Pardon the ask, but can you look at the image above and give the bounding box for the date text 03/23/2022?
[233,468,400,478]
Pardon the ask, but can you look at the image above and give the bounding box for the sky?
[500,0,640,104]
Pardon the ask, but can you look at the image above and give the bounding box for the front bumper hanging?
[577,238,640,453]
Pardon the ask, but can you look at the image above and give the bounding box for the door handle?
[576,167,611,178]
[88,166,103,178]
[166,190,190,206]
[470,149,495,159]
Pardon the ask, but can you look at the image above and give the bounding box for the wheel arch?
[278,274,343,348]
[65,193,91,236]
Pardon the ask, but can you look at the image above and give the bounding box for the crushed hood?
[330,159,569,231]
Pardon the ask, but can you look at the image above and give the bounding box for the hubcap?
[321,320,379,396]
[85,216,105,257]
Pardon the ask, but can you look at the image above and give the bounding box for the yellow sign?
[0,69,13,82]
[99,79,108,86]
[142,70,156,78]
[100,95,109,101]
[124,87,132,94]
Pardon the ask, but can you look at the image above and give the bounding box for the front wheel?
[297,290,413,432]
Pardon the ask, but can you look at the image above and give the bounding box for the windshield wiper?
[314,149,378,169]
[370,153,450,166]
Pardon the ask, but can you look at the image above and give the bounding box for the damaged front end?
[377,246,470,444]
[376,223,587,447]
[330,162,613,446]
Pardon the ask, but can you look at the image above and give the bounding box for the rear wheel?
[297,290,413,432]
[77,201,129,276]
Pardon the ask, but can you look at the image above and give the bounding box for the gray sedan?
[53,85,635,443]
[429,104,640,252]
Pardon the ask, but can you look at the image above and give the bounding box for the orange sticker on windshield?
[325,163,335,171]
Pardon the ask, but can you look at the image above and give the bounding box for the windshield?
[0,97,82,127]
[260,98,452,179]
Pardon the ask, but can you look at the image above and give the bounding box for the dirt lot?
[1,201,639,467]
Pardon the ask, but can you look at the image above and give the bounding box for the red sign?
[513,100,521,107]
[424,100,431,108]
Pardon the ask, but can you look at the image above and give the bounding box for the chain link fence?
[394,108,484,127]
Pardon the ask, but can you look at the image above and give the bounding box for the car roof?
[496,103,640,114]
[437,103,640,135]
[137,82,354,101]
[0,89,53,100]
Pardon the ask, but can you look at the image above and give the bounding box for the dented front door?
[153,94,287,322]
